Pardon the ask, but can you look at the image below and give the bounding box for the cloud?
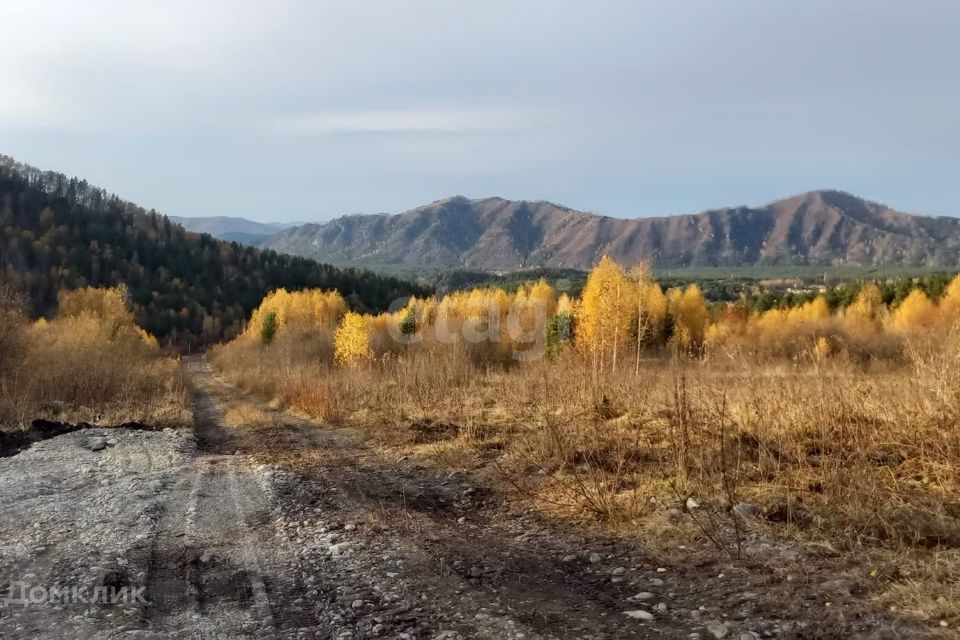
[272,107,545,135]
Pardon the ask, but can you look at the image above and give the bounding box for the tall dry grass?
[211,331,960,544]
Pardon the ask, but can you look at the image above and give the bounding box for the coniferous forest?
[0,155,428,348]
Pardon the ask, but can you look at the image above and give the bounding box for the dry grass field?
[214,337,960,620]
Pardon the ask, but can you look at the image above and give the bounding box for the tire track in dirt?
[138,359,289,637]
[142,460,279,636]
[226,466,275,629]
[141,467,202,625]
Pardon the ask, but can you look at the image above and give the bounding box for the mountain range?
[168,216,300,245]
[258,191,960,272]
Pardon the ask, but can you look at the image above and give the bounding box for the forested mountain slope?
[0,155,428,348]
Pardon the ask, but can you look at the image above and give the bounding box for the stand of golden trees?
[221,256,960,371]
[708,274,960,361]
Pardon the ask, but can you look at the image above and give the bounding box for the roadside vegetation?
[211,258,960,625]
[0,284,190,430]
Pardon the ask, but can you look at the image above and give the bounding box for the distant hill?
[0,154,429,348]
[168,216,299,245]
[261,191,960,271]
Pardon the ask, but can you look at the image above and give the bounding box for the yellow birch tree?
[575,256,636,373]
[334,311,372,366]
[668,284,708,349]
[889,289,938,334]
[939,275,960,328]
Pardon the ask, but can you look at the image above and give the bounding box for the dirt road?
[0,358,927,638]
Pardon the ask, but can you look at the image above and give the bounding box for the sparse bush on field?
[0,285,189,429]
[213,323,960,543]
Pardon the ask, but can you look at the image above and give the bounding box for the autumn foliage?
[707,273,960,361]
[244,288,347,340]
[334,312,373,366]
[0,286,189,429]
[219,259,960,371]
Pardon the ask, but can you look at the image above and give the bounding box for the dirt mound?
[0,419,162,457]
[0,419,83,457]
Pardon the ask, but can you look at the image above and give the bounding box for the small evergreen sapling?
[260,311,278,345]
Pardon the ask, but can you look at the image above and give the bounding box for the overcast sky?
[1,0,958,221]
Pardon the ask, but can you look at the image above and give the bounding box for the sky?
[1,0,958,222]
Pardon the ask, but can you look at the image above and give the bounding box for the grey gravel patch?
[0,428,195,638]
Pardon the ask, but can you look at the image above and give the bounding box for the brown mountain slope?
[261,190,960,271]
